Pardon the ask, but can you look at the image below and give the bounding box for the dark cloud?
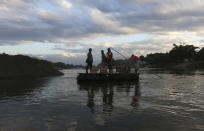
[77,0,204,33]
[1,0,204,45]
[1,0,204,64]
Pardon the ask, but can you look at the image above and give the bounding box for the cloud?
[39,9,62,24]
[29,53,87,65]
[1,0,204,64]
[1,0,204,43]
[59,0,72,9]
[90,8,137,34]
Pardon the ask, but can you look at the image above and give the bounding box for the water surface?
[0,69,204,131]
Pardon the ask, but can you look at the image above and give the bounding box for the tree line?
[141,44,204,69]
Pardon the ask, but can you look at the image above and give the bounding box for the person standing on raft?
[86,48,93,73]
[101,50,106,67]
[130,54,140,72]
[106,48,113,73]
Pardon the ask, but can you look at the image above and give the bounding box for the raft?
[77,73,139,82]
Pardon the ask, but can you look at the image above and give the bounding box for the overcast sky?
[1,0,204,65]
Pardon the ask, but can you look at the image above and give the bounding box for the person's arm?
[91,54,93,61]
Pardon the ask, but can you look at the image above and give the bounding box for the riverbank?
[146,61,204,71]
[142,44,204,71]
[0,54,63,78]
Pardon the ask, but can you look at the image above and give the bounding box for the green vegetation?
[0,53,63,78]
[102,44,204,71]
[143,44,204,70]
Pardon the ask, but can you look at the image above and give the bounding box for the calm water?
[0,69,204,131]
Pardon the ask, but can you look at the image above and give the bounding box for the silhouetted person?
[86,48,93,73]
[101,50,106,67]
[130,54,140,73]
[106,48,113,73]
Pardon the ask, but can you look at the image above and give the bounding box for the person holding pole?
[106,48,113,73]
[101,50,106,67]
[130,54,140,73]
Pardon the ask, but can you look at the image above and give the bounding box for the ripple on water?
[0,69,204,131]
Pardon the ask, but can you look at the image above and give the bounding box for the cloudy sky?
[1,0,204,65]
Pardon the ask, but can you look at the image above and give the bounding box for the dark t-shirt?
[102,53,106,63]
[86,52,93,63]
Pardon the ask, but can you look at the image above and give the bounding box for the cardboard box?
[100,67,107,73]
[91,68,98,74]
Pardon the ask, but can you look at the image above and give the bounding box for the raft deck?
[77,73,139,82]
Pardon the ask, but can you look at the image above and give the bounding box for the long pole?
[153,74,162,79]
[110,48,128,59]
[111,47,162,79]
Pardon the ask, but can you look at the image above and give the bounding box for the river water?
[0,69,204,131]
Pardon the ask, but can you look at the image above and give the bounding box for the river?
[0,68,204,131]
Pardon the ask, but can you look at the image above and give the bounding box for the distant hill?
[54,62,84,69]
[0,53,63,78]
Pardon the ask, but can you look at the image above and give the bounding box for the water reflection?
[0,69,204,130]
[78,81,141,114]
[130,82,141,108]
[0,78,48,99]
[102,85,114,115]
